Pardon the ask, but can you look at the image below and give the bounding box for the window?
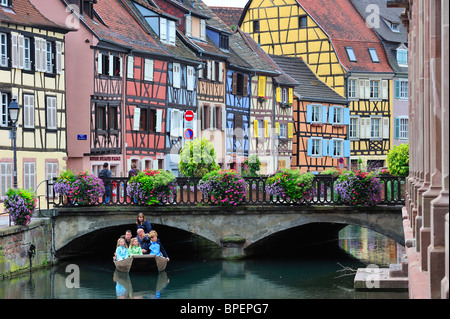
[187,66,195,91]
[46,162,58,198]
[369,48,379,63]
[46,41,53,73]
[24,37,31,70]
[172,63,181,88]
[160,17,176,45]
[395,79,408,99]
[109,106,118,131]
[397,48,408,66]
[0,162,12,198]
[139,108,147,131]
[24,162,35,191]
[253,20,260,33]
[332,139,344,157]
[395,117,409,139]
[1,33,8,67]
[279,123,287,138]
[298,15,307,28]
[332,107,343,124]
[1,93,8,127]
[348,79,357,98]
[308,138,323,157]
[219,34,229,51]
[232,72,248,96]
[307,104,323,123]
[96,105,106,130]
[97,53,122,77]
[23,94,35,129]
[1,0,11,7]
[369,80,380,99]
[370,117,381,138]
[349,117,359,139]
[345,47,357,62]
[46,96,57,130]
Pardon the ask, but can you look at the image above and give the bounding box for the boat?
[114,255,168,273]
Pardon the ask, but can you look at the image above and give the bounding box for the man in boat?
[137,228,150,254]
[148,230,170,262]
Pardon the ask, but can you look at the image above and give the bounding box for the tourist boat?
[114,255,168,273]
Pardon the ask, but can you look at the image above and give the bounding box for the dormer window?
[383,18,401,33]
[185,14,206,41]
[160,17,176,45]
[368,48,380,63]
[346,47,357,62]
[0,0,11,7]
[397,45,408,66]
[219,34,229,51]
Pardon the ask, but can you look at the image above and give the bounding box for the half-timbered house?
[0,0,69,204]
[271,55,350,173]
[239,0,395,169]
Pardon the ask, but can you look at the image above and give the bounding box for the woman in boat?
[148,230,170,262]
[136,213,152,234]
[114,238,129,261]
[128,237,143,257]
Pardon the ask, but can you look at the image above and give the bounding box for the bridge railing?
[46,175,406,208]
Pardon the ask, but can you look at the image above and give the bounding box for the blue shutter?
[306,105,312,123]
[322,139,328,157]
[307,138,312,156]
[327,139,333,157]
[395,80,400,99]
[394,117,400,139]
[166,108,172,133]
[322,105,327,123]
[344,140,351,157]
[343,108,350,125]
[329,106,334,124]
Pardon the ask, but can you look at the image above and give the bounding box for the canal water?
[0,225,407,299]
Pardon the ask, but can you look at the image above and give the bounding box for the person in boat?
[128,237,143,257]
[120,230,133,247]
[136,213,152,234]
[137,228,150,254]
[148,230,170,262]
[114,238,129,261]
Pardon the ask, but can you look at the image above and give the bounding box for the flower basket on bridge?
[127,169,177,205]
[265,169,314,203]
[334,170,382,206]
[67,172,105,205]
[198,170,247,206]
[3,188,37,226]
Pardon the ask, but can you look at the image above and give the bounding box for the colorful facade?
[239,0,395,169]
[0,0,68,205]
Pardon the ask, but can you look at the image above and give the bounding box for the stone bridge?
[51,204,404,259]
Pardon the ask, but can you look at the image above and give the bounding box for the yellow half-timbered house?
[0,0,68,205]
[239,0,395,169]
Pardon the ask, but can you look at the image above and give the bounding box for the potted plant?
[53,170,76,203]
[281,102,292,108]
[198,169,247,206]
[3,188,37,226]
[257,96,268,103]
[265,169,314,203]
[127,169,177,205]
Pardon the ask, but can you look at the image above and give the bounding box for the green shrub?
[387,143,409,176]
[179,138,219,177]
[266,169,314,202]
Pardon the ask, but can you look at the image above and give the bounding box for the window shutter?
[166,108,172,134]
[216,106,222,130]
[108,55,114,76]
[306,104,312,123]
[156,109,163,132]
[264,120,269,137]
[127,56,134,79]
[119,57,123,77]
[275,87,281,102]
[382,117,390,139]
[211,61,216,82]
[253,119,258,138]
[287,122,294,138]
[243,75,249,96]
[200,19,206,41]
[56,41,62,74]
[144,59,154,82]
[258,76,266,97]
[232,72,237,94]
[18,34,24,69]
[344,140,351,157]
[133,107,141,131]
[168,20,176,45]
[186,15,192,37]
[307,139,312,156]
[365,118,371,138]
[173,63,181,88]
[328,139,334,157]
[35,38,42,71]
[11,33,18,68]
[41,39,47,72]
[219,62,224,83]
[364,80,370,99]
[160,18,167,41]
[343,108,350,125]
[221,107,226,131]
[382,80,389,100]
[359,79,365,98]
[321,105,327,123]
[209,105,214,130]
[187,66,194,91]
[322,139,328,156]
[394,117,400,139]
[203,105,210,130]
[288,88,293,104]
[328,106,334,124]
[207,61,211,80]
[275,122,280,134]
[395,80,400,99]
[97,53,103,74]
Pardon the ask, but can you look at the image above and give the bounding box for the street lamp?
[8,99,20,189]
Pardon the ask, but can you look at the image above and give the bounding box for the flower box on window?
[257,96,268,103]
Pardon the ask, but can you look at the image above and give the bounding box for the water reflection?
[113,270,169,299]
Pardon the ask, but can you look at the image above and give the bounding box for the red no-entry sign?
[185,110,194,121]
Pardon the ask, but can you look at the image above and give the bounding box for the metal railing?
[46,175,406,208]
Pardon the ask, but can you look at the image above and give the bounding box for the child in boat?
[114,237,129,261]
[128,237,143,257]
[148,230,170,262]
